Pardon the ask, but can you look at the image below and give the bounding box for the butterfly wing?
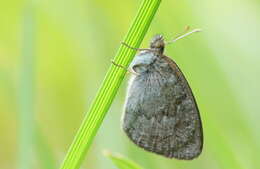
[122,54,203,160]
[162,55,203,157]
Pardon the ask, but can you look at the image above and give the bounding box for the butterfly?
[114,28,203,160]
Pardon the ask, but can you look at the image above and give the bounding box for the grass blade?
[35,126,57,169]
[59,0,161,169]
[104,151,144,169]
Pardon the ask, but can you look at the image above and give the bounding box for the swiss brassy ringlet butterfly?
[114,29,203,160]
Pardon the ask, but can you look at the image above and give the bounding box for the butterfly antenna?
[173,26,190,39]
[165,28,201,45]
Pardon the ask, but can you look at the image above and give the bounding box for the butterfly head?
[150,34,165,54]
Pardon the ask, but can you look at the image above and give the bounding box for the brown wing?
[163,55,203,158]
[122,55,203,160]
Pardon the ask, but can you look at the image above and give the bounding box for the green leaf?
[104,151,144,169]
[59,0,161,169]
[34,126,57,169]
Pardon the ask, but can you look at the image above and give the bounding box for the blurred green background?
[1,0,260,169]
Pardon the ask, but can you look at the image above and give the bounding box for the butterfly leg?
[111,60,139,76]
[121,42,151,52]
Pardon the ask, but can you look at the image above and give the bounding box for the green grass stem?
[59,0,161,169]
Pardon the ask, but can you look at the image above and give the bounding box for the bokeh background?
[1,0,260,169]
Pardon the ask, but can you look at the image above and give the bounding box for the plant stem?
[59,1,161,169]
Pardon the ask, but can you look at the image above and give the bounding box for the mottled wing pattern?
[122,55,203,160]
[163,55,203,157]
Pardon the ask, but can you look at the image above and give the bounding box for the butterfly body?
[122,35,203,160]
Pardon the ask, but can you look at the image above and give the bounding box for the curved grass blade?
[104,150,144,169]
